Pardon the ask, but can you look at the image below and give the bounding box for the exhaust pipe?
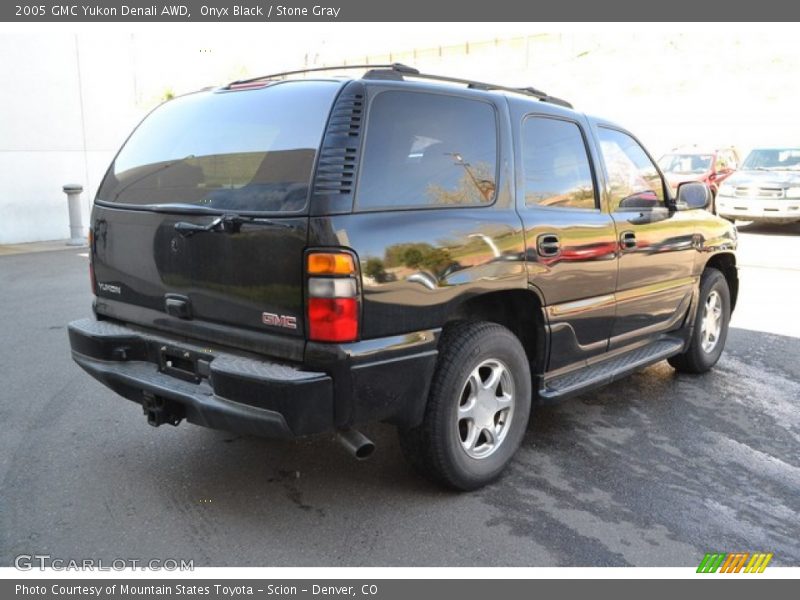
[336,429,375,460]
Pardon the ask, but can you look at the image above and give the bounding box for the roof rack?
[362,64,573,108]
[226,63,418,87]
[226,63,573,109]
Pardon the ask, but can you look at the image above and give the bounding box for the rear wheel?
[668,268,731,373]
[398,321,532,490]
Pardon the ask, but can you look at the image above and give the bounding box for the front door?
[593,125,697,350]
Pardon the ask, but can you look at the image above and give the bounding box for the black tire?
[668,268,731,374]
[398,321,532,491]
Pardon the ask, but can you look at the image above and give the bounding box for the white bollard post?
[63,183,86,246]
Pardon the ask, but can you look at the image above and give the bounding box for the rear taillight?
[88,228,96,294]
[306,251,360,342]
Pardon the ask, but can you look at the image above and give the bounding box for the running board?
[540,337,684,402]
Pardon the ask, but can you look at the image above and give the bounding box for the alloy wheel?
[700,290,723,353]
[456,359,515,459]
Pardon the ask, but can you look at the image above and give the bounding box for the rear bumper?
[716,196,800,221]
[68,317,438,438]
[69,318,332,437]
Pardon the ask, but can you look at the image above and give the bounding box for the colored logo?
[697,552,773,573]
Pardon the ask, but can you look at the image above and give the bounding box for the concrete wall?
[2,28,799,244]
[0,29,334,244]
[330,32,800,159]
[0,34,141,244]
[0,32,289,244]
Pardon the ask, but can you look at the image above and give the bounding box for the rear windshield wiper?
[174,213,293,237]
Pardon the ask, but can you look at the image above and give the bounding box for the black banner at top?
[3,0,800,22]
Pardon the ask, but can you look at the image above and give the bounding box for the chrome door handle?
[620,231,637,250]
[537,233,561,257]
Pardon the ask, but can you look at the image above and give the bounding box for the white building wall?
[0,30,324,244]
[2,28,799,244]
[0,34,142,244]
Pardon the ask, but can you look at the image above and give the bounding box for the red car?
[658,146,740,212]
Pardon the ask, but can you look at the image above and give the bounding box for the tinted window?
[357,91,497,209]
[598,127,665,210]
[522,117,596,209]
[97,81,340,213]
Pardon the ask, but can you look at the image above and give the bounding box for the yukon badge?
[262,312,297,330]
[98,282,122,295]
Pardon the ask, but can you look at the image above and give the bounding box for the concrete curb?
[0,239,86,257]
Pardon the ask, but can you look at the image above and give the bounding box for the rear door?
[592,125,697,349]
[91,80,343,349]
[515,112,619,372]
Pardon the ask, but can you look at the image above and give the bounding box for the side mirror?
[675,181,710,210]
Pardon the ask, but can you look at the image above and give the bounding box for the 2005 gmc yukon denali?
[69,64,738,490]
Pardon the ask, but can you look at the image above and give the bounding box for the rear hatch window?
[91,80,342,347]
[97,80,342,213]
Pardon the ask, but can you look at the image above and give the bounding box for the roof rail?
[361,64,573,109]
[226,62,573,109]
[226,63,419,87]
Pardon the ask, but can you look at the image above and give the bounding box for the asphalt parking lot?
[1,222,799,568]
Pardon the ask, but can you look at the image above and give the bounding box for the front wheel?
[398,321,532,491]
[668,268,731,374]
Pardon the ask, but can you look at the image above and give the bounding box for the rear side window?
[522,116,597,209]
[356,91,497,210]
[97,81,341,213]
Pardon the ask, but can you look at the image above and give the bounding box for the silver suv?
[716,147,800,224]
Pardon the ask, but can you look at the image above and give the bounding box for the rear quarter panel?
[307,89,528,340]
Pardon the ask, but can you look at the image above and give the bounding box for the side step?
[540,337,684,402]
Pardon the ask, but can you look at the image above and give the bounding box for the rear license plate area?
[158,344,201,382]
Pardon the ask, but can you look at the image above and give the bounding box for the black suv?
[69,64,738,490]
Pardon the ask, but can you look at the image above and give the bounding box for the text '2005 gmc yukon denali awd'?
[69,64,738,490]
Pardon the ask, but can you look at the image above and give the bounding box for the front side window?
[97,80,341,213]
[356,91,497,210]
[522,117,597,209]
[598,127,666,210]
